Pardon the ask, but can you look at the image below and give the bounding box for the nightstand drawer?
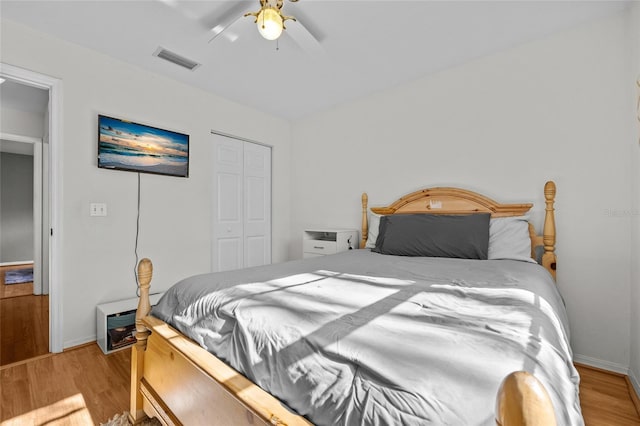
[303,240,337,255]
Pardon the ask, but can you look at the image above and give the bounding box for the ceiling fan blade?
[205,1,255,43]
[285,18,326,59]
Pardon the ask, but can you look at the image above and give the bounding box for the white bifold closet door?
[212,134,271,272]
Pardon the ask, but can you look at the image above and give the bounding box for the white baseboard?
[573,353,629,375]
[64,335,96,350]
[629,368,640,399]
[0,260,34,267]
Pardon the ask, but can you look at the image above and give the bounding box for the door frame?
[1,62,64,353]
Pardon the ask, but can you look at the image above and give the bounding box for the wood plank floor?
[0,294,49,366]
[576,364,640,425]
[0,264,49,366]
[0,344,638,425]
[0,344,130,425]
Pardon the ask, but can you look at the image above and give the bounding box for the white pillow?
[365,210,382,249]
[488,216,535,263]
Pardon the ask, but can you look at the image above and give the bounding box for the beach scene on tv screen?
[98,116,188,177]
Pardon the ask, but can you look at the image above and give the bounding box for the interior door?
[212,134,272,272]
[212,136,244,272]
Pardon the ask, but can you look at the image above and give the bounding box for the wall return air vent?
[153,47,201,71]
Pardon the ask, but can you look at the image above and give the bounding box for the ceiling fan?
[245,0,298,41]
[207,0,324,55]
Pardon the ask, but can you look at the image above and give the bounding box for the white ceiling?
[0,0,631,120]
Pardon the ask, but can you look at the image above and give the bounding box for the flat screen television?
[98,114,189,178]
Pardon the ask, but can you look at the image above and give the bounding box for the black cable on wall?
[134,172,141,296]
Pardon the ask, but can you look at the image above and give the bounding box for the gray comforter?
[152,249,583,425]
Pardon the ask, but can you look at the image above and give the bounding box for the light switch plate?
[90,203,107,216]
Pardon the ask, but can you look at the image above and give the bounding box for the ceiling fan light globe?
[257,8,283,41]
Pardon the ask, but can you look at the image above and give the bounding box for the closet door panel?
[212,137,243,272]
[212,135,271,272]
[243,143,271,268]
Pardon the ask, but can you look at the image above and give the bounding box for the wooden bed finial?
[137,258,153,290]
[495,371,557,426]
[361,193,369,249]
[135,258,153,348]
[542,181,557,280]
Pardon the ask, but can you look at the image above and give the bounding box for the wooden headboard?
[360,181,557,280]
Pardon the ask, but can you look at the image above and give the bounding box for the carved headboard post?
[361,193,369,249]
[129,258,153,424]
[542,182,557,280]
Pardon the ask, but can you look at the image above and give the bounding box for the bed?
[129,181,582,426]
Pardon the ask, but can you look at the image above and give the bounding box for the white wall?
[292,13,632,369]
[0,102,42,265]
[628,3,640,395]
[0,152,34,262]
[0,106,45,138]
[0,19,291,347]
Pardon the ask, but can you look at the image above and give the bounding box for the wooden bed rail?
[360,181,557,280]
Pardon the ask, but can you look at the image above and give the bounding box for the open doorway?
[0,79,50,365]
[0,63,62,361]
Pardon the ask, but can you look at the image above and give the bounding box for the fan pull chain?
[276,38,279,51]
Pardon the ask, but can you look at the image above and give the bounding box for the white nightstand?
[96,292,164,354]
[303,228,358,259]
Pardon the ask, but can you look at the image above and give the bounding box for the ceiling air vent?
[153,47,201,71]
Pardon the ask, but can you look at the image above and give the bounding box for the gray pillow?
[372,213,491,259]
